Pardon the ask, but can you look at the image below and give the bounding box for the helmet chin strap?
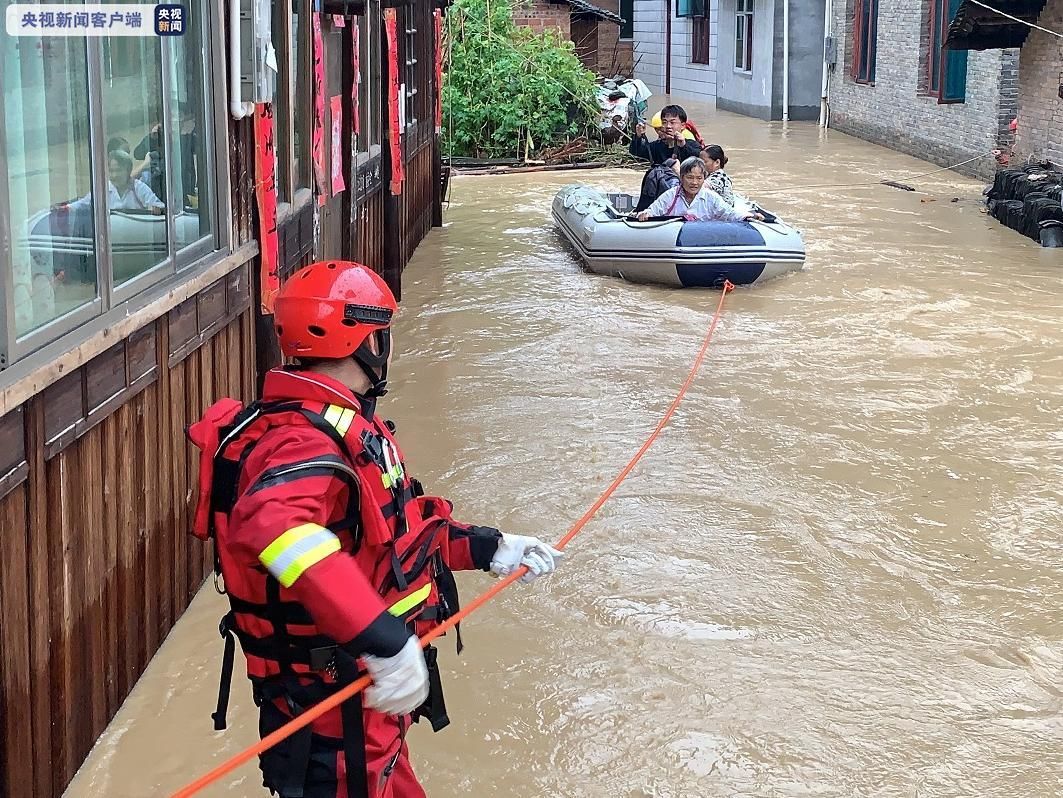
[350,328,391,399]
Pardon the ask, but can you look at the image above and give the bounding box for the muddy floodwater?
[65,105,1063,798]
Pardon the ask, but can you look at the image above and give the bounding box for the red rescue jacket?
[188,369,502,737]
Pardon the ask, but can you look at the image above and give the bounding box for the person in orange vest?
[188,261,563,798]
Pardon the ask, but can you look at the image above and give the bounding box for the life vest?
[187,396,461,735]
[683,120,706,148]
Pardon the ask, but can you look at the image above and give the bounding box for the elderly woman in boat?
[637,156,762,223]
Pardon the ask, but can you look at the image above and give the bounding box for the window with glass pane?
[293,0,312,188]
[167,3,214,252]
[735,0,753,72]
[272,0,290,199]
[358,7,382,153]
[3,33,97,337]
[691,9,710,65]
[100,35,167,285]
[851,0,878,83]
[923,0,966,102]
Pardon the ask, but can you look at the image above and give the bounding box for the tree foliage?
[442,0,599,159]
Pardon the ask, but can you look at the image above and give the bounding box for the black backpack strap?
[212,611,238,730]
[333,651,371,798]
[432,552,464,655]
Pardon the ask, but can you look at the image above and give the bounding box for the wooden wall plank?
[79,425,108,745]
[140,380,163,661]
[168,297,198,359]
[43,371,84,455]
[198,278,227,337]
[100,413,121,717]
[163,357,184,636]
[0,407,26,477]
[24,399,53,798]
[85,343,127,415]
[127,324,157,385]
[46,452,77,785]
[190,341,213,597]
[0,485,34,798]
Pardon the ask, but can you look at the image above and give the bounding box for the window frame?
[620,0,634,40]
[0,0,231,370]
[404,9,418,130]
[926,0,943,95]
[273,0,314,198]
[273,0,295,200]
[735,0,754,73]
[691,10,711,65]
[676,0,704,17]
[354,2,383,166]
[850,0,878,84]
[924,0,967,103]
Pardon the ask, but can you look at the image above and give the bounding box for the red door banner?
[253,103,280,313]
[384,8,404,195]
[312,12,328,206]
[434,10,443,134]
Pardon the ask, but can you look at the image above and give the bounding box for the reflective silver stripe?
[261,527,342,587]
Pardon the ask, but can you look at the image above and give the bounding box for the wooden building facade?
[0,1,444,795]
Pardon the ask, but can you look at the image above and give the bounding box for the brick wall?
[595,0,632,76]
[829,0,1019,180]
[1013,0,1063,165]
[513,0,571,40]
[513,0,633,75]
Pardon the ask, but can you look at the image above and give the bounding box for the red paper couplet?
[253,103,280,313]
[312,12,328,206]
[384,8,404,195]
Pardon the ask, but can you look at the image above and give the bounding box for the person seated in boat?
[637,157,762,222]
[634,157,680,212]
[629,105,703,165]
[699,144,736,206]
[65,148,165,215]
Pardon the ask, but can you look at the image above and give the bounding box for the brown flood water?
[65,105,1063,798]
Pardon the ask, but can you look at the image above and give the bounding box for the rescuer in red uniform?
[188,261,563,798]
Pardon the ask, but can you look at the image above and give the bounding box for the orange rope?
[171,280,736,798]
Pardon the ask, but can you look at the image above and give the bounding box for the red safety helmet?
[275,260,396,358]
[274,261,397,395]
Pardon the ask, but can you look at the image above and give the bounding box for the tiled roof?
[566,0,625,25]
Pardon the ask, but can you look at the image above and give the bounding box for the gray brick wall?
[1013,0,1063,166]
[829,0,1018,180]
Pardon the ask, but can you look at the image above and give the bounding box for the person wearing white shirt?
[637,157,761,222]
[67,149,165,214]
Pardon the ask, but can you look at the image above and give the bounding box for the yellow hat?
[650,112,696,139]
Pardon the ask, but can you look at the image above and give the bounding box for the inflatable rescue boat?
[552,185,806,288]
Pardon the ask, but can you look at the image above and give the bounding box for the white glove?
[362,636,429,716]
[490,533,564,584]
